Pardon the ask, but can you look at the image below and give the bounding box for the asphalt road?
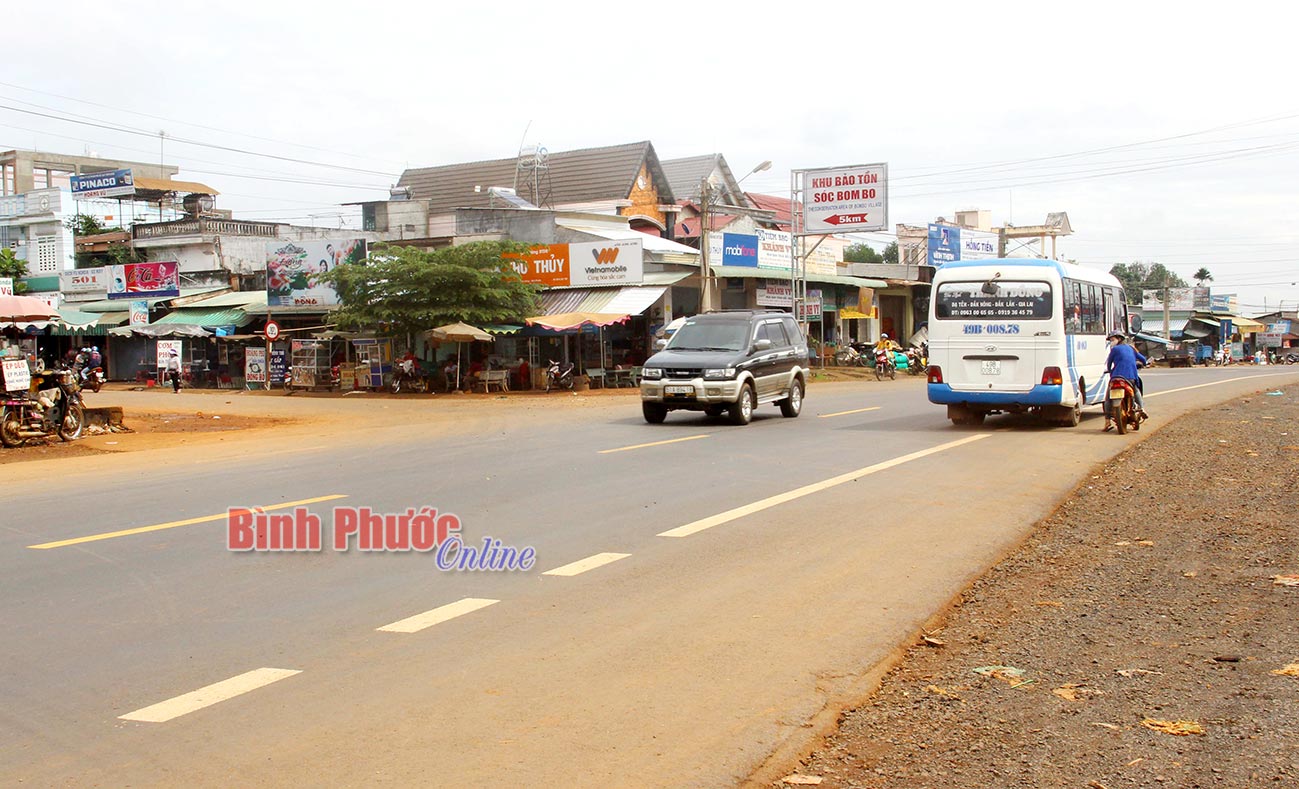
[3,367,1297,787]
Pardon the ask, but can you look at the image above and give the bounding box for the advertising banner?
[0,277,11,296]
[757,229,792,272]
[1210,294,1237,314]
[129,300,149,326]
[70,169,134,200]
[803,164,888,234]
[245,347,267,384]
[1141,288,1197,312]
[720,233,759,268]
[267,239,366,307]
[2,358,31,392]
[927,224,959,267]
[107,261,180,300]
[506,239,643,287]
[156,340,182,370]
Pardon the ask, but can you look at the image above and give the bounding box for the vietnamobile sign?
[506,238,643,287]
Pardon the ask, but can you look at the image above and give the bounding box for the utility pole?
[699,178,712,313]
[1163,272,1171,341]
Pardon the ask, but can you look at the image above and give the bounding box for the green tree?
[318,241,541,335]
[882,241,898,265]
[0,247,29,293]
[1193,267,1213,286]
[842,243,883,265]
[65,213,109,237]
[1109,261,1189,304]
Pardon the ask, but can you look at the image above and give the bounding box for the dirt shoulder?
[764,386,1299,788]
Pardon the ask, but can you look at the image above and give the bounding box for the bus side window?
[1084,285,1104,334]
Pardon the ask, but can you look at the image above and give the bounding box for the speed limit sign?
[265,320,281,341]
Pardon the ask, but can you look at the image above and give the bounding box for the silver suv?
[639,310,809,425]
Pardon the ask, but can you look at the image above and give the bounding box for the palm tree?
[1193,267,1213,286]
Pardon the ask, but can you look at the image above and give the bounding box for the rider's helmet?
[881,333,889,339]
[1106,332,1125,342]
[91,346,98,352]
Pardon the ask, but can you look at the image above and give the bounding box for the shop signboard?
[269,347,288,385]
[804,240,840,277]
[803,163,888,234]
[1210,294,1237,313]
[245,347,267,384]
[60,267,106,298]
[960,228,998,260]
[156,340,182,371]
[0,277,12,296]
[757,281,793,307]
[1268,321,1291,334]
[757,229,792,272]
[266,239,366,307]
[107,261,180,299]
[2,358,31,392]
[70,168,134,200]
[1259,332,1284,348]
[129,300,149,326]
[506,239,643,287]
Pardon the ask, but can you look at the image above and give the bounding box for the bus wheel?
[1057,402,1081,427]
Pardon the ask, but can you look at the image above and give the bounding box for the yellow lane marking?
[27,494,348,550]
[378,598,500,634]
[119,667,301,723]
[542,552,631,577]
[658,435,991,538]
[818,406,882,418]
[598,434,710,454]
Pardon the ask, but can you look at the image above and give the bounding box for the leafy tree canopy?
[882,241,898,265]
[0,248,29,293]
[843,243,883,265]
[318,241,541,335]
[1193,267,1214,285]
[1109,261,1189,303]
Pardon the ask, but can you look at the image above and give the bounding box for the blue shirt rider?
[1104,332,1148,428]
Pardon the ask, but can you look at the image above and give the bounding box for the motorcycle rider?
[1103,332,1148,431]
[874,333,899,373]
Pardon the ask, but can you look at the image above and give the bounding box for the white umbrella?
[426,322,494,390]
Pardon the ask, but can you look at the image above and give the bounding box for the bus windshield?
[934,281,1053,320]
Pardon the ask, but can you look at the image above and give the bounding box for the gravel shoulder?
[769,385,1299,788]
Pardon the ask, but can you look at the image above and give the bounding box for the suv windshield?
[666,320,750,351]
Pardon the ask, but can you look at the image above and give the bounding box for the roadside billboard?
[245,347,267,384]
[70,169,134,200]
[266,239,366,308]
[506,239,643,287]
[803,164,888,234]
[927,225,959,267]
[107,261,180,300]
[1142,288,1197,312]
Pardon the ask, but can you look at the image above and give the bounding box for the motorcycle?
[904,346,927,376]
[1105,377,1142,435]
[391,358,428,394]
[82,366,105,393]
[1285,353,1298,365]
[545,359,575,392]
[873,347,897,381]
[1,367,86,447]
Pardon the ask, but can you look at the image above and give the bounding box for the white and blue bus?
[926,257,1129,427]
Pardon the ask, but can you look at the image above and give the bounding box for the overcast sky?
[6,1,1296,315]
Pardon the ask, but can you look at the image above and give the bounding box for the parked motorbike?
[1285,353,1299,365]
[545,359,575,392]
[391,358,428,394]
[1,368,86,447]
[834,343,868,367]
[904,346,927,376]
[1105,377,1142,435]
[873,347,897,381]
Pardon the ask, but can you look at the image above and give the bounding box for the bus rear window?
[934,281,1052,320]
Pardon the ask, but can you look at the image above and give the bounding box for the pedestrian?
[166,349,182,393]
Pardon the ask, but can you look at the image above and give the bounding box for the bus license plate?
[664,385,694,395]
[981,360,1001,375]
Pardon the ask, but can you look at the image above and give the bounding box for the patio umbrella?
[0,294,59,329]
[426,322,494,389]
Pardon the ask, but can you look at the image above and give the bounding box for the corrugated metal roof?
[74,287,228,313]
[399,141,674,214]
[183,290,268,309]
[153,307,253,328]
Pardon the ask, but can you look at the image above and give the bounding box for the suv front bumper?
[641,377,743,408]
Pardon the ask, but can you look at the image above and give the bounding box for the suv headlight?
[704,367,737,379]
[642,367,663,380]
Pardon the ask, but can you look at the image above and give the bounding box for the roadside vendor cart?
[288,339,335,391]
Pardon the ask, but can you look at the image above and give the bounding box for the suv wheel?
[730,384,755,425]
[642,402,667,424]
[779,377,804,418]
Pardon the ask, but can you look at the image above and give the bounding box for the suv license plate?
[664,385,694,395]
[981,360,1001,375]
